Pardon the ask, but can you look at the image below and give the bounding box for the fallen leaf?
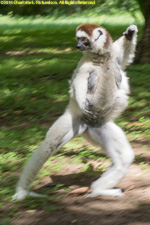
[31,97,37,101]
[26,209,37,213]
[69,187,91,195]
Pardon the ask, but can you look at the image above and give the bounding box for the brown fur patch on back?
[76,24,100,37]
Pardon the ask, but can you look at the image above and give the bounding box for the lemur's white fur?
[92,28,108,53]
[76,30,90,39]
[13,24,138,200]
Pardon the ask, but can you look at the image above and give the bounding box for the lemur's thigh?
[83,122,134,197]
[87,121,134,164]
[45,109,86,154]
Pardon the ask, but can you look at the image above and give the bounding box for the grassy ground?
[0,13,150,225]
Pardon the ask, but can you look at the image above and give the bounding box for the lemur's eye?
[84,39,88,45]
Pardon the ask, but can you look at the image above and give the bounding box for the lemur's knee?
[113,147,134,176]
[43,132,64,156]
[42,139,56,156]
[35,140,55,162]
[123,148,134,169]
[128,151,134,165]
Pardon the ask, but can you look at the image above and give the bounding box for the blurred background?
[0,1,150,224]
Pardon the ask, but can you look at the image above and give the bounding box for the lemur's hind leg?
[83,121,134,197]
[13,109,86,200]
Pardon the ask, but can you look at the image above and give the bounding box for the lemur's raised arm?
[112,25,138,70]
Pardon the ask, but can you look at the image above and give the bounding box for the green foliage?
[139,162,150,172]
[0,152,23,173]
[1,218,11,225]
[0,0,142,19]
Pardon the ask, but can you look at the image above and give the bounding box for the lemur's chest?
[69,58,122,102]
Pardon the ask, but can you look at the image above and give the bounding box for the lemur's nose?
[76,43,80,49]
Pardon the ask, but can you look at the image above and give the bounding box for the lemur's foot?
[86,188,123,198]
[12,188,28,201]
[123,25,138,40]
[12,187,47,201]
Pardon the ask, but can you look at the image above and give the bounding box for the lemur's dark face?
[76,37,91,51]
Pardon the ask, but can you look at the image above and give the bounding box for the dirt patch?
[3,141,150,225]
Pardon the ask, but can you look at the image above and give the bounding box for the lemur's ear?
[95,29,103,41]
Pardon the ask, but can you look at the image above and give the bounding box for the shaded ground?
[1,141,150,225]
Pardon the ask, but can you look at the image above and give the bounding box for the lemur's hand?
[123,25,138,40]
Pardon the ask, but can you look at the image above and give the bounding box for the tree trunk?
[135,0,150,63]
